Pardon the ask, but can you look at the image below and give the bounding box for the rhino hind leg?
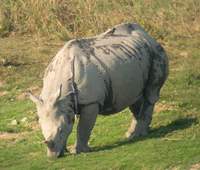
[126,97,155,140]
[71,103,98,154]
[125,45,168,140]
[126,54,168,139]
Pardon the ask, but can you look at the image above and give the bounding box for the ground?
[0,0,200,169]
[0,32,200,170]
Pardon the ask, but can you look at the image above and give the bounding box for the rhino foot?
[125,130,148,140]
[68,145,91,154]
[125,122,149,140]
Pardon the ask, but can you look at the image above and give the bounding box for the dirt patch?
[171,167,180,170]
[0,91,8,97]
[180,51,188,58]
[155,102,176,113]
[190,163,200,170]
[0,80,4,88]
[0,132,27,140]
[16,92,26,100]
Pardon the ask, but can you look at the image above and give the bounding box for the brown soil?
[0,132,26,140]
[190,163,200,170]
[155,102,176,113]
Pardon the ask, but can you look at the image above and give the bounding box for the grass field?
[0,0,200,169]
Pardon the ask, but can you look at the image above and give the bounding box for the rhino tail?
[144,43,169,104]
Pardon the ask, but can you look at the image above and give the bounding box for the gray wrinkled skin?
[28,23,168,158]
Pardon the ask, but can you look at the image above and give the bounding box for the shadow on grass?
[92,117,198,152]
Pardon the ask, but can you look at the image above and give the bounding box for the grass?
[0,0,200,169]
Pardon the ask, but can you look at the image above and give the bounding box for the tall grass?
[0,0,200,40]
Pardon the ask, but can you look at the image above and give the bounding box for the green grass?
[0,0,200,169]
[0,37,200,170]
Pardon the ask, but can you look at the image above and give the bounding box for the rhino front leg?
[126,97,155,139]
[72,103,98,154]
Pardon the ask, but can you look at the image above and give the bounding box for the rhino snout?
[46,140,65,158]
[47,147,65,158]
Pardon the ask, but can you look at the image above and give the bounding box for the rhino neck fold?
[40,44,79,115]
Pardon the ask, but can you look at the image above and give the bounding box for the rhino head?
[28,86,75,158]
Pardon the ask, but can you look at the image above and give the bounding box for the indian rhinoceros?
[28,23,168,158]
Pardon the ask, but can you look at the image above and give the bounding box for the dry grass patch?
[190,163,200,170]
[0,91,8,97]
[0,132,27,141]
[155,102,177,113]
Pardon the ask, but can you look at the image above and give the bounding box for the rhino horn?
[51,84,62,104]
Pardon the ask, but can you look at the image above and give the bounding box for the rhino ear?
[52,84,62,104]
[27,91,43,107]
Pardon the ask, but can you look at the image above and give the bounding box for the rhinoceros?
[28,23,168,158]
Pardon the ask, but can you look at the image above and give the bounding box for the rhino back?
[72,31,153,113]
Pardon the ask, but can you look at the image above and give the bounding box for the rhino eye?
[58,127,62,133]
[45,140,55,148]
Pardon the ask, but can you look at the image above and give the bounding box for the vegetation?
[0,0,200,169]
[0,0,200,39]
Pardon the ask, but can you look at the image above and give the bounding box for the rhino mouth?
[58,148,65,157]
[47,145,65,158]
[47,149,64,158]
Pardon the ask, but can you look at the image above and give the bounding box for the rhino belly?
[99,61,146,115]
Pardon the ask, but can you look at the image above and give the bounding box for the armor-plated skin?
[28,23,168,158]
